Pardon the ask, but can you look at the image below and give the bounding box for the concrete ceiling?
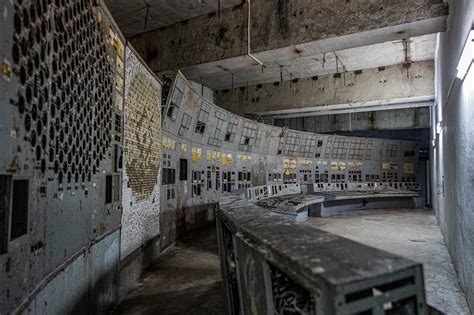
[174,34,437,91]
[104,1,439,91]
[104,0,243,37]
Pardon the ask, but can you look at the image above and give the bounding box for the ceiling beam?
[130,0,448,87]
[253,96,434,119]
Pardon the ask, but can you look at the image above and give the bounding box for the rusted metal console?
[217,193,427,315]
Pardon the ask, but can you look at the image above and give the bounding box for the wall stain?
[277,0,289,37]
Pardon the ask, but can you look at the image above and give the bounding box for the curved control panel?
[159,71,421,241]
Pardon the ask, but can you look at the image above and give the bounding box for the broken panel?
[178,112,193,137]
[167,82,183,121]
[239,121,258,152]
[225,116,239,143]
[208,110,227,146]
[195,101,211,134]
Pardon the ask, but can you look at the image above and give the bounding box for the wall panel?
[0,0,123,312]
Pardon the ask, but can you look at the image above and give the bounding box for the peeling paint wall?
[121,48,162,259]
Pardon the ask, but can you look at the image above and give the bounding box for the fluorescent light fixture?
[456,30,474,80]
[436,121,443,134]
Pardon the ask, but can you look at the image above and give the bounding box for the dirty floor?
[306,208,470,314]
[113,209,470,314]
[112,226,225,315]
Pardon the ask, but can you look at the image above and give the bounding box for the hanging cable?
[247,0,264,66]
[143,3,150,30]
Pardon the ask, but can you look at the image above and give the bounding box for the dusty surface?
[256,193,324,213]
[305,208,470,314]
[113,209,470,314]
[112,227,225,315]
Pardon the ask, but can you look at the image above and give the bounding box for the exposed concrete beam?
[130,0,448,78]
[104,0,243,37]
[256,96,434,119]
[175,34,437,90]
[273,107,431,133]
[215,61,435,117]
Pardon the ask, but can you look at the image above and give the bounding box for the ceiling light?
[436,121,443,134]
[456,30,474,80]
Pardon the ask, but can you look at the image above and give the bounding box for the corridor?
[112,227,225,315]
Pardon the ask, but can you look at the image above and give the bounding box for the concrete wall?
[215,61,434,116]
[432,0,474,311]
